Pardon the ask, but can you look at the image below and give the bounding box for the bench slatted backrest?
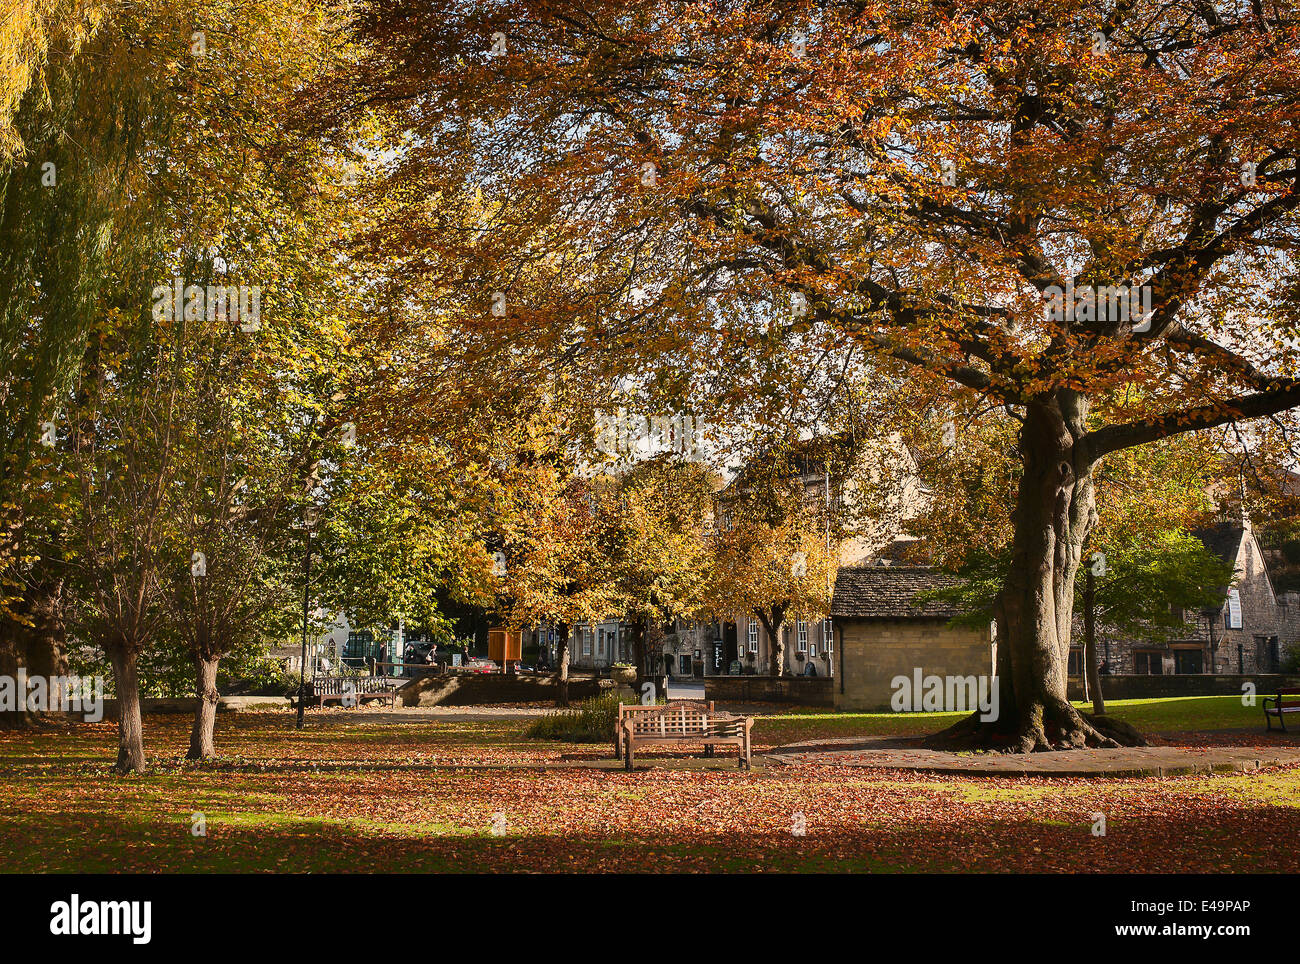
[1276,687,1300,706]
[619,700,713,726]
[627,702,725,738]
[313,676,394,696]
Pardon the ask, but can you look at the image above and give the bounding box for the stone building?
[830,565,995,711]
[534,620,626,671]
[1092,517,1296,676]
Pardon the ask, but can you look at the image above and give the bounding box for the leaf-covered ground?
[1,702,1296,873]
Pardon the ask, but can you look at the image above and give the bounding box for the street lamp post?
[295,506,318,730]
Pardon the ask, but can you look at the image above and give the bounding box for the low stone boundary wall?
[100,696,290,719]
[704,676,834,706]
[398,674,611,706]
[1067,673,1300,701]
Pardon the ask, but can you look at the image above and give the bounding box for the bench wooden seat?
[619,701,752,770]
[1264,687,1300,732]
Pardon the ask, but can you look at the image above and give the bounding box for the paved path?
[767,736,1300,777]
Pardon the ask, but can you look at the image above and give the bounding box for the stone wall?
[1067,673,1300,701]
[703,676,834,706]
[834,618,995,711]
[1280,592,1300,667]
[398,673,609,706]
[101,696,289,718]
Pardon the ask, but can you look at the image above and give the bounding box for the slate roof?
[831,565,968,620]
[1192,522,1245,566]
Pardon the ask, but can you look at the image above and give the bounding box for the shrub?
[1281,644,1300,675]
[526,694,639,743]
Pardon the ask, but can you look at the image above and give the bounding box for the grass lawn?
[752,694,1271,747]
[0,697,1295,873]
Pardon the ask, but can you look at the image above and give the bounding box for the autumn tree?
[587,455,717,678]
[707,475,835,677]
[349,0,1300,750]
[491,440,622,706]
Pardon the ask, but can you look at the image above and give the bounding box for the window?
[1225,589,1243,630]
[1173,647,1203,675]
[1067,648,1083,676]
[796,620,808,653]
[747,620,758,653]
[1134,651,1163,675]
[582,628,592,657]
[597,630,605,657]
[343,630,375,667]
[822,618,833,653]
[679,655,692,674]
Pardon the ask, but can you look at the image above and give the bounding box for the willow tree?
[0,1,164,728]
[348,0,1300,750]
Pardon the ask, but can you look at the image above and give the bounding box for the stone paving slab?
[766,736,1300,777]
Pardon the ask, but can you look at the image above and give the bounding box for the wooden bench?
[619,701,752,770]
[614,700,714,759]
[1264,687,1300,732]
[309,675,398,709]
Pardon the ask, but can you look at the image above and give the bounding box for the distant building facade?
[1086,518,1298,676]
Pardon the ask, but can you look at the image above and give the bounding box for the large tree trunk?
[108,644,147,773]
[187,654,220,760]
[554,622,570,707]
[929,395,1142,752]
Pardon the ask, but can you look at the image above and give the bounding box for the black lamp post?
[295,506,319,730]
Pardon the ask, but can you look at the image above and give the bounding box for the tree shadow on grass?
[3,798,1298,874]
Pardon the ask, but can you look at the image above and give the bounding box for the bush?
[526,694,640,743]
[1281,644,1300,675]
[221,660,303,697]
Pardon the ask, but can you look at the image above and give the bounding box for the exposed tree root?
[923,699,1147,753]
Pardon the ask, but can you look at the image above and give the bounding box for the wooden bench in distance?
[620,702,752,770]
[1264,687,1300,733]
[309,675,398,709]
